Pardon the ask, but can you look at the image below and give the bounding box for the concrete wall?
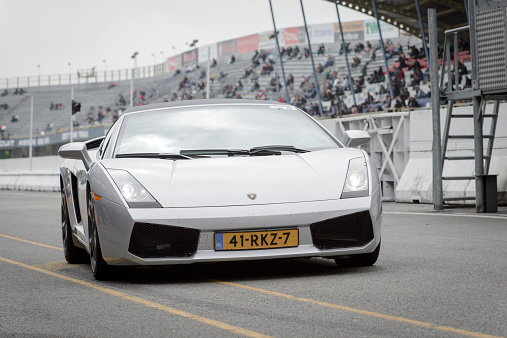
[1,104,506,205]
[320,103,507,205]
[0,156,62,191]
[395,104,507,204]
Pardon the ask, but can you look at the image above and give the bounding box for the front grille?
[310,210,374,249]
[128,223,200,258]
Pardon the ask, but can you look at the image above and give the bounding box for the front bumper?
[95,189,382,266]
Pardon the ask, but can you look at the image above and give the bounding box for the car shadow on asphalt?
[106,258,382,285]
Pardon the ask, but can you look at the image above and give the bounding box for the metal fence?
[0,63,168,89]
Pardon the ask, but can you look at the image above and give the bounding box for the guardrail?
[0,63,168,89]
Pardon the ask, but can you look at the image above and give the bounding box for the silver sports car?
[59,99,381,280]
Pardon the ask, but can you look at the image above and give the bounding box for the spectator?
[303,47,310,58]
[11,115,19,122]
[250,79,260,92]
[339,42,351,55]
[408,96,419,108]
[324,55,335,68]
[351,56,361,68]
[365,41,372,53]
[261,63,273,75]
[414,86,429,98]
[354,42,365,53]
[242,67,252,79]
[1,89,7,97]
[218,71,228,81]
[228,55,236,65]
[286,73,294,87]
[305,83,317,99]
[317,44,325,55]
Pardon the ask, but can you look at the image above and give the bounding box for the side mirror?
[342,130,371,148]
[58,142,93,171]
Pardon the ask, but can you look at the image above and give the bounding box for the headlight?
[341,157,369,198]
[107,169,161,208]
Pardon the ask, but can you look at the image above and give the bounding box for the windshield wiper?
[180,149,251,157]
[115,153,193,160]
[179,146,310,157]
[250,145,310,155]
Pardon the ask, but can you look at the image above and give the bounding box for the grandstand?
[0,21,470,158]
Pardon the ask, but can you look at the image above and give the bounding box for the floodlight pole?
[130,52,138,108]
[334,0,356,106]
[206,46,211,99]
[371,0,394,100]
[415,0,430,69]
[70,86,74,143]
[29,95,33,171]
[69,63,74,143]
[300,0,323,115]
[268,0,290,102]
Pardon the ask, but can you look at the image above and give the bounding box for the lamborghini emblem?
[247,193,257,200]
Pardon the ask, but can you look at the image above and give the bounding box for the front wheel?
[335,241,381,267]
[88,190,111,280]
[61,188,86,263]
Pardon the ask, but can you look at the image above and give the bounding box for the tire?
[335,240,381,268]
[61,187,87,263]
[88,189,111,280]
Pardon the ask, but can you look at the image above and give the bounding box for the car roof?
[122,99,294,116]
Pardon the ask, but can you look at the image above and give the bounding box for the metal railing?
[439,25,470,95]
[0,63,168,89]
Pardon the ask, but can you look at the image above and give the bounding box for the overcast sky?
[0,0,370,79]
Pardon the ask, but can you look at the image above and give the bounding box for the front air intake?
[310,210,374,249]
[128,223,200,258]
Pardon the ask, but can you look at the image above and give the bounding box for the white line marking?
[384,211,507,220]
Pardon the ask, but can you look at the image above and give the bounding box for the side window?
[99,120,120,159]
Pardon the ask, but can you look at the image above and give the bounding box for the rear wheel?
[88,190,111,280]
[61,187,86,263]
[335,241,381,267]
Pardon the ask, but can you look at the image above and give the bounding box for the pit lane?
[0,191,505,338]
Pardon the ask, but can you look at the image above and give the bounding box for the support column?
[429,8,443,210]
[473,96,485,212]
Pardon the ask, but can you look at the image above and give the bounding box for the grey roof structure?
[325,0,468,40]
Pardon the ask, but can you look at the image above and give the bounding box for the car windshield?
[114,104,339,156]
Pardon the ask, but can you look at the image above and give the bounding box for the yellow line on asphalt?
[0,256,271,338]
[208,279,503,338]
[0,233,63,251]
[3,233,502,338]
[33,260,84,271]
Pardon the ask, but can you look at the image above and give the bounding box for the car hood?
[101,148,365,208]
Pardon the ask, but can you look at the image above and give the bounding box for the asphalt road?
[1,190,506,338]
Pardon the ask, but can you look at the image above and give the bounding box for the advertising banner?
[334,20,364,33]
[198,44,218,64]
[166,56,178,72]
[218,39,236,57]
[182,49,197,65]
[364,19,399,41]
[280,27,298,46]
[307,23,335,44]
[333,21,364,42]
[236,34,259,55]
[0,127,109,150]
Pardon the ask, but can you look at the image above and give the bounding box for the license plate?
[214,229,299,251]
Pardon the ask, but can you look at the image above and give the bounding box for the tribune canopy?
[325,0,469,40]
